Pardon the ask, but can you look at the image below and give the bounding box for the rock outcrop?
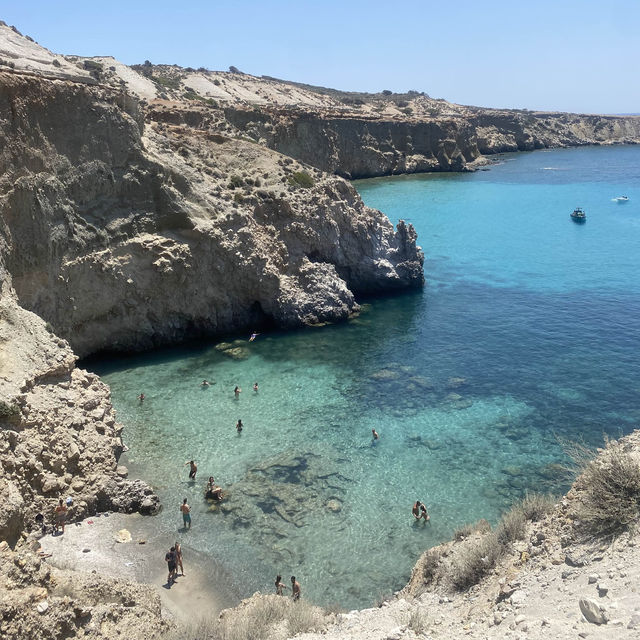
[0,298,159,546]
[0,540,169,640]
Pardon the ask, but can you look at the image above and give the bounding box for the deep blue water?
[89,145,640,609]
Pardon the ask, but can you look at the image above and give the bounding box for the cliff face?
[0,72,423,357]
[0,298,159,547]
[224,107,640,178]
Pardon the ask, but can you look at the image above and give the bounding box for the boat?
[612,196,629,203]
[570,207,586,223]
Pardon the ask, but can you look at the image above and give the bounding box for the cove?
[87,145,640,609]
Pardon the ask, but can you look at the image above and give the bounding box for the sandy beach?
[39,511,241,626]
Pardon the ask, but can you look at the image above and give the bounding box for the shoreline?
[39,511,242,625]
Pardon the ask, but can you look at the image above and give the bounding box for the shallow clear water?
[89,145,640,608]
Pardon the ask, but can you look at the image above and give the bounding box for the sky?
[1,0,639,114]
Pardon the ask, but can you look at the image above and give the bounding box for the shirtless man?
[412,500,422,520]
[54,499,67,534]
[291,575,301,601]
[185,460,197,480]
[372,428,379,440]
[180,498,191,529]
[165,547,177,584]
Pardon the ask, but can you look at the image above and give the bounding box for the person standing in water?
[185,460,197,480]
[275,575,288,595]
[372,428,379,440]
[236,419,243,433]
[420,503,431,522]
[412,500,422,520]
[180,498,191,529]
[234,386,241,398]
[137,393,145,403]
[253,382,259,392]
[291,576,301,601]
[175,541,184,575]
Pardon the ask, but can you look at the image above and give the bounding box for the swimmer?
[372,428,379,440]
[234,386,241,398]
[412,500,422,520]
[275,574,288,596]
[201,380,210,387]
[137,393,145,403]
[420,503,431,523]
[253,381,259,392]
[185,460,197,480]
[236,419,243,433]
[249,332,260,342]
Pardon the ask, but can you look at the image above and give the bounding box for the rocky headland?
[1,19,640,640]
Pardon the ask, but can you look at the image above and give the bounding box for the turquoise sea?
[89,145,640,609]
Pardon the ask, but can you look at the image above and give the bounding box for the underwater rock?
[215,342,234,351]
[408,376,435,391]
[443,392,473,410]
[446,377,467,389]
[220,451,349,545]
[370,369,401,381]
[221,347,250,360]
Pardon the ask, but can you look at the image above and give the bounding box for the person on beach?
[185,460,197,480]
[412,500,422,520]
[236,419,243,433]
[54,498,67,534]
[201,380,210,387]
[165,547,177,584]
[180,498,191,529]
[275,575,288,595]
[234,386,241,398]
[253,382,259,392]
[137,393,145,403]
[372,428,379,440]
[420,503,431,523]
[291,576,301,601]
[175,541,184,576]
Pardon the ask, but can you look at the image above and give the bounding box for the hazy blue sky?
[2,0,638,113]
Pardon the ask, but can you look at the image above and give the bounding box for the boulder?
[579,598,607,625]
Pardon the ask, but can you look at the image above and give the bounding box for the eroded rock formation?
[0,72,423,358]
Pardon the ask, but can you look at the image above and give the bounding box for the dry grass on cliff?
[166,596,328,640]
[569,438,640,538]
[449,492,556,591]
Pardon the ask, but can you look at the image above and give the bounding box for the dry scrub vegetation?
[165,595,329,640]
[569,437,640,538]
[420,492,556,592]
